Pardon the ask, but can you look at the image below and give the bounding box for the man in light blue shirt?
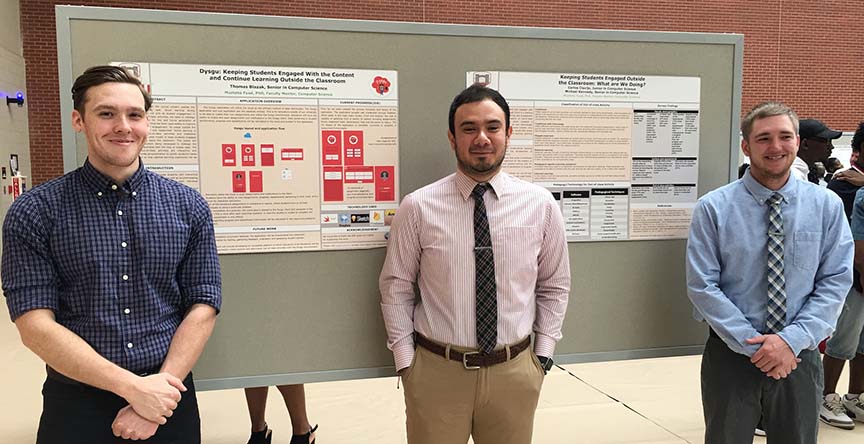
[686,101,853,443]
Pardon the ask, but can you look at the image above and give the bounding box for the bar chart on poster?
[118,62,399,254]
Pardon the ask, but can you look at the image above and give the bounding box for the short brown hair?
[740,101,798,140]
[71,65,152,114]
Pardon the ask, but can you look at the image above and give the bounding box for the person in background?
[826,157,844,182]
[793,118,841,183]
[820,121,864,430]
[738,162,750,179]
[244,385,317,444]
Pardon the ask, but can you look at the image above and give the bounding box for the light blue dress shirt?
[686,170,853,357]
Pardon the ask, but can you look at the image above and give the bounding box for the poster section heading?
[117,62,397,99]
[114,62,399,254]
[467,71,701,242]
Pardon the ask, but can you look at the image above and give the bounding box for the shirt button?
[117,210,123,216]
[122,274,129,281]
[124,308,131,314]
[127,342,134,349]
[132,191,138,197]
[97,191,103,197]
[121,241,128,248]
[111,184,118,190]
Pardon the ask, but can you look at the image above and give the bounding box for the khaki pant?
[402,340,545,444]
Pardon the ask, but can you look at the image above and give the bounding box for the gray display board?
[56,6,743,390]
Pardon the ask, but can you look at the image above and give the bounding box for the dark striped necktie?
[472,183,497,354]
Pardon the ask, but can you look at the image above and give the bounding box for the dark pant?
[36,372,200,444]
[702,330,822,444]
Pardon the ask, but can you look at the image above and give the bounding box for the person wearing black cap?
[793,119,843,183]
[820,121,864,430]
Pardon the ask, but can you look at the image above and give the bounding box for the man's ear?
[447,130,456,152]
[71,110,83,132]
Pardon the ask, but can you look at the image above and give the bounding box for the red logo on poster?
[371,76,391,95]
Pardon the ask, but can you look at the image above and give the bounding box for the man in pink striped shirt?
[379,84,571,444]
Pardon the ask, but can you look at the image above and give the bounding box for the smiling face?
[448,98,512,182]
[741,114,799,190]
[71,82,149,183]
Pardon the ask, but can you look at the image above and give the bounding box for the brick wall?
[21,0,864,184]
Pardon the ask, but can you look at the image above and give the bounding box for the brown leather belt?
[415,334,531,369]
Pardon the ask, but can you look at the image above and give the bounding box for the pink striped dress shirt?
[380,170,571,371]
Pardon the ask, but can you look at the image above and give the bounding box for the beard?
[455,146,506,179]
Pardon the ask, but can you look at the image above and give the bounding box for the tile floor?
[2,317,862,443]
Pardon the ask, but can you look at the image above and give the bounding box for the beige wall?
[0,0,21,54]
[0,0,30,252]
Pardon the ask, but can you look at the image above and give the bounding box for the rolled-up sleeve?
[2,195,60,321]
[177,194,222,313]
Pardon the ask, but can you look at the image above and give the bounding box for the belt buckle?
[462,351,480,370]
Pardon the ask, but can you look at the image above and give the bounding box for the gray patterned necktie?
[766,192,786,334]
[472,183,497,354]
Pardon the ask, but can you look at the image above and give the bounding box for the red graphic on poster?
[241,144,256,166]
[321,130,342,166]
[375,166,395,201]
[232,171,246,193]
[281,148,304,161]
[222,144,236,166]
[260,144,275,166]
[249,171,263,193]
[343,131,364,166]
[12,176,21,199]
[322,167,344,202]
[344,166,375,184]
[371,76,391,95]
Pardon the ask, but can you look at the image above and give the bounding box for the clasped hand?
[113,373,185,439]
[124,373,186,423]
[112,405,158,440]
[746,334,801,379]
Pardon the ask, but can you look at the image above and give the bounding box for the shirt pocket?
[498,226,541,278]
[792,231,821,271]
[143,225,190,274]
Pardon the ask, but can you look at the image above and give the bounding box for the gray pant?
[701,330,822,444]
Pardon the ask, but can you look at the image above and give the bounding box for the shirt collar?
[80,158,148,198]
[742,168,798,205]
[455,170,508,201]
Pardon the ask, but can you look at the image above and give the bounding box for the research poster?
[467,71,700,241]
[115,62,399,253]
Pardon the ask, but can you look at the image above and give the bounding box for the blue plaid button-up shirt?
[2,160,222,373]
